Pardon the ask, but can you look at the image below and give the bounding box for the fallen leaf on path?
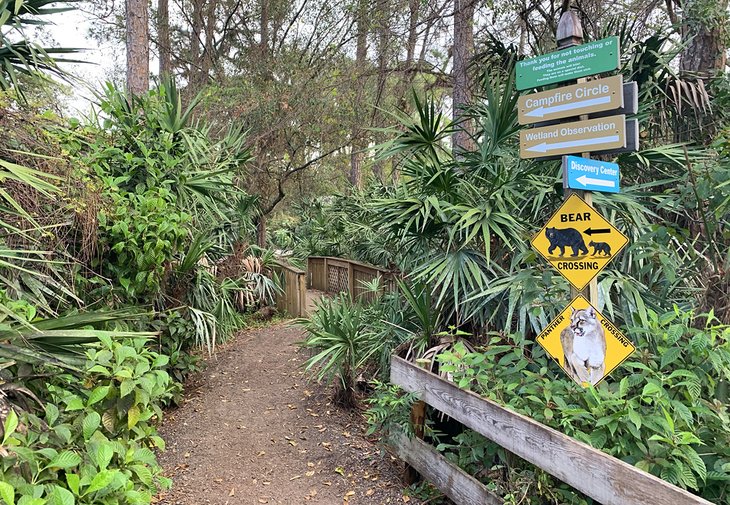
[258,498,268,503]
[366,489,374,496]
[257,451,266,457]
[344,490,355,501]
[229,488,235,496]
[290,475,301,480]
[305,470,315,477]
[402,496,410,503]
[335,467,345,476]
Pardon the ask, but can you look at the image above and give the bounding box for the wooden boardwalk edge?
[391,431,501,505]
[390,356,712,505]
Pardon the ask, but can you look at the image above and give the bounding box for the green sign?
[516,36,620,91]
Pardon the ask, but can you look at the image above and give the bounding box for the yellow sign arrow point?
[531,194,628,291]
[537,295,635,387]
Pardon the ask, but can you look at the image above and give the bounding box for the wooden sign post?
[518,8,639,385]
[557,10,595,302]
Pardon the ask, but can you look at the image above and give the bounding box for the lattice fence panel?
[327,265,349,294]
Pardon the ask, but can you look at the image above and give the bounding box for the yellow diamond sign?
[537,295,635,387]
[531,194,628,291]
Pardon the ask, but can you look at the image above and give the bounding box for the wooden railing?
[306,256,395,303]
[390,356,712,505]
[272,261,307,317]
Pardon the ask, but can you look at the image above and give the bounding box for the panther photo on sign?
[537,296,635,387]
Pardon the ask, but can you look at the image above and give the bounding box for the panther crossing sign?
[530,194,628,291]
[537,295,635,387]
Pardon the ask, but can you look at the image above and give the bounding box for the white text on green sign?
[516,36,620,91]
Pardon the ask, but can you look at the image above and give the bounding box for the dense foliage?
[0,78,280,504]
[293,25,730,504]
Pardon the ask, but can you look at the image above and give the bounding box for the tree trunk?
[202,0,217,83]
[126,0,149,94]
[157,0,171,77]
[189,0,203,91]
[260,0,270,58]
[371,0,391,182]
[452,0,475,155]
[257,215,267,248]
[679,2,728,78]
[349,0,369,189]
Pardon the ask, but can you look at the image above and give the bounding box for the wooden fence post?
[404,358,431,485]
[323,257,329,293]
[347,262,355,299]
[298,271,307,317]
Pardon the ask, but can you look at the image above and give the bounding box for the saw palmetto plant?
[0,0,82,94]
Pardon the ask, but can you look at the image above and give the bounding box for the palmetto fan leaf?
[0,309,158,370]
[0,0,83,93]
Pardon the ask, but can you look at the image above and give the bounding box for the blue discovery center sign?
[563,155,620,193]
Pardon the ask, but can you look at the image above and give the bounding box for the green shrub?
[298,294,375,406]
[0,337,175,504]
[431,307,730,503]
[98,188,190,303]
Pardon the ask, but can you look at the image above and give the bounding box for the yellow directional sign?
[520,115,626,159]
[531,194,628,291]
[537,295,635,387]
[518,75,624,125]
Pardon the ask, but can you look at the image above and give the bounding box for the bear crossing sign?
[531,194,628,291]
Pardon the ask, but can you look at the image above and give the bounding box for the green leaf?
[127,405,140,429]
[47,486,74,505]
[627,409,642,430]
[2,409,18,445]
[130,464,152,486]
[54,425,72,444]
[93,443,114,471]
[66,474,80,495]
[82,412,101,440]
[0,481,15,505]
[660,347,682,369]
[642,382,662,397]
[85,470,115,495]
[65,397,84,411]
[87,386,110,406]
[120,379,135,398]
[44,403,59,426]
[17,498,44,505]
[47,451,81,470]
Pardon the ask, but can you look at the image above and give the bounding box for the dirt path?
[157,322,415,505]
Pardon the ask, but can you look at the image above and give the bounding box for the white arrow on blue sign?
[563,155,620,194]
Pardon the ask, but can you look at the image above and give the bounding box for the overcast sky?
[45,6,123,114]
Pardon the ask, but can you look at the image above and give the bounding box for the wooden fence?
[390,356,712,505]
[272,261,307,317]
[306,256,395,303]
